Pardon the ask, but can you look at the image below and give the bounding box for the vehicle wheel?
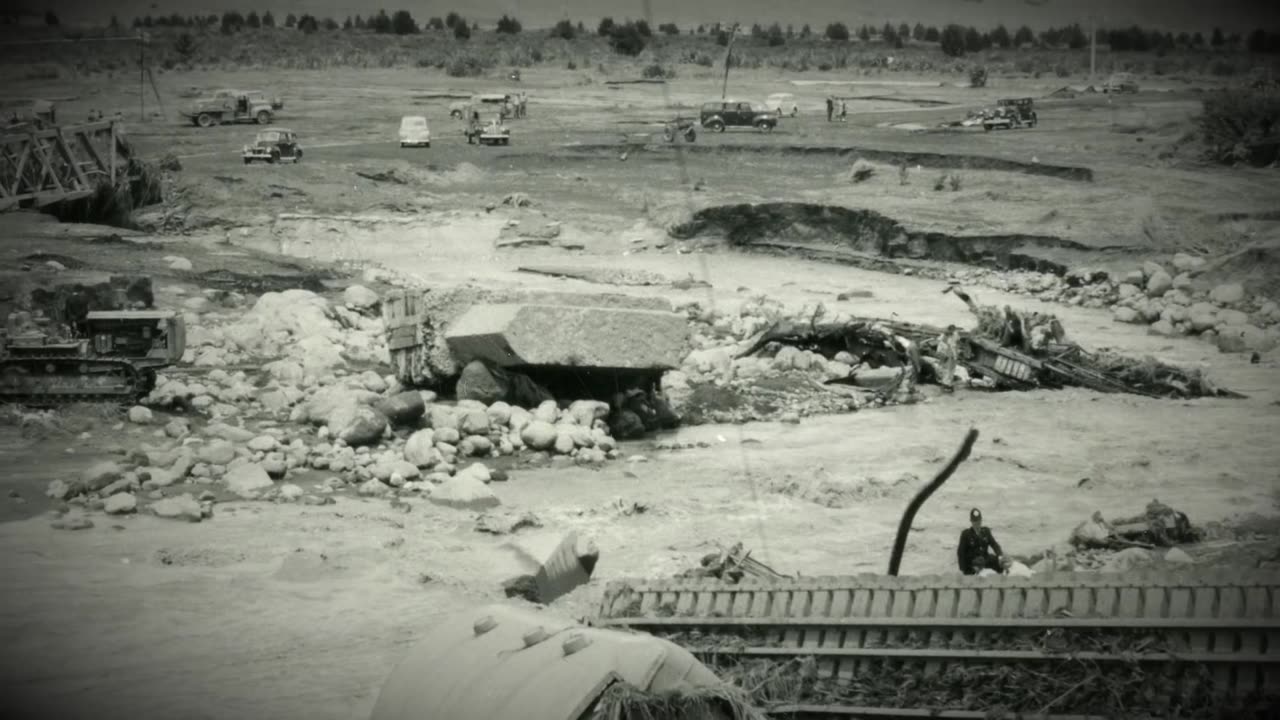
[400,142,406,148]
[425,142,430,148]
[269,151,280,164]
[450,110,462,119]
[196,113,214,128]
[757,122,774,133]
[256,110,272,125]
[705,120,724,133]
[243,158,251,165]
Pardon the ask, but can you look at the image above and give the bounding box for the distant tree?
[246,11,260,28]
[44,10,58,25]
[659,22,679,35]
[297,15,318,33]
[426,17,442,30]
[825,22,849,42]
[1227,32,1241,47]
[390,10,418,34]
[963,26,983,52]
[285,13,297,28]
[898,23,910,41]
[696,24,706,34]
[610,22,646,55]
[550,19,574,39]
[262,11,275,27]
[881,23,895,42]
[715,29,730,46]
[323,17,339,31]
[577,21,584,32]
[800,24,811,38]
[786,24,794,38]
[597,17,615,36]
[355,15,366,29]
[857,24,870,41]
[1191,31,1205,47]
[913,22,925,41]
[750,23,763,39]
[1211,27,1224,47]
[1175,31,1190,48]
[496,14,521,34]
[990,24,1010,49]
[220,11,244,34]
[1247,28,1266,53]
[343,16,353,30]
[925,26,940,42]
[371,10,392,33]
[454,20,470,40]
[1067,23,1087,49]
[940,24,966,56]
[635,19,651,37]
[766,22,785,46]
[472,21,478,31]
[173,32,196,60]
[108,15,120,30]
[445,12,461,29]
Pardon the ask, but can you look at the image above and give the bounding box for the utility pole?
[721,23,739,100]
[138,31,145,122]
[1088,15,1096,86]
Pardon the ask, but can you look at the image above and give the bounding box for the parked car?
[399,116,431,148]
[184,89,281,128]
[449,93,513,120]
[699,100,778,132]
[982,98,1038,131]
[765,93,799,117]
[1102,73,1139,94]
[242,128,302,164]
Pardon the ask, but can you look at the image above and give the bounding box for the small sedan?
[399,115,431,148]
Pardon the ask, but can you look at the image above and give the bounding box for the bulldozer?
[1,279,185,406]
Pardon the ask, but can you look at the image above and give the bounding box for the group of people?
[825,96,848,122]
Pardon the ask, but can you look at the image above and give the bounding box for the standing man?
[826,96,834,122]
[957,508,1004,575]
[839,99,848,121]
[935,324,961,392]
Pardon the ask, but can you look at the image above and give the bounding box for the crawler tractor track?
[0,355,152,406]
[594,570,1280,718]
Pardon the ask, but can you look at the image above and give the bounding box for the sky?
[23,0,1280,34]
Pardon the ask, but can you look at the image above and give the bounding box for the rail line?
[593,570,1280,718]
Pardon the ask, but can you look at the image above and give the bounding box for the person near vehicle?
[839,99,847,121]
[826,97,834,122]
[467,111,481,144]
[957,508,1004,575]
[935,324,961,391]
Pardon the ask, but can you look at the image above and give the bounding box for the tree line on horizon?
[11,9,1280,57]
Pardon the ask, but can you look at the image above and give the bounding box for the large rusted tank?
[370,603,748,720]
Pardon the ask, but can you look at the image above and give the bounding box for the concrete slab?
[445,303,690,370]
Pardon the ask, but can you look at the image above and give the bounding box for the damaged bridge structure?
[0,119,136,211]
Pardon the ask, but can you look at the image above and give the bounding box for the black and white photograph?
[2,0,1279,717]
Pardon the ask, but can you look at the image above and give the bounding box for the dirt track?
[2,64,1280,719]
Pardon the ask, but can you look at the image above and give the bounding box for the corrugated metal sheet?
[370,604,721,720]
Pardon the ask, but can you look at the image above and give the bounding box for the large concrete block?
[445,303,690,370]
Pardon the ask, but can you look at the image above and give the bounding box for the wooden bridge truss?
[0,120,133,211]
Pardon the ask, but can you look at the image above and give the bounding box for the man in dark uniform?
[957,508,1004,575]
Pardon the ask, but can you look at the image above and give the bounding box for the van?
[399,116,430,148]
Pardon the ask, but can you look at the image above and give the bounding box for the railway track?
[593,569,1280,719]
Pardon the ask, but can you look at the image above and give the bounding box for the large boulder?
[81,461,123,492]
[298,386,380,427]
[520,421,557,451]
[445,304,690,370]
[1217,324,1277,354]
[458,408,491,436]
[1209,283,1246,305]
[336,406,389,447]
[343,285,380,311]
[151,494,204,522]
[196,439,237,466]
[1145,271,1173,298]
[568,400,610,426]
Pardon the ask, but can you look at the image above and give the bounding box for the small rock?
[46,479,77,500]
[553,429,576,455]
[434,426,461,445]
[248,434,278,452]
[779,412,801,424]
[521,421,557,451]
[164,419,190,439]
[1171,252,1204,274]
[532,400,558,424]
[375,391,426,426]
[165,255,194,271]
[1164,547,1194,564]
[475,510,541,535]
[1145,271,1173,298]
[81,461,123,492]
[196,440,237,466]
[486,401,512,428]
[127,406,153,424]
[343,285,380,311]
[428,473,499,511]
[1103,547,1154,573]
[1112,306,1140,324]
[357,478,390,497]
[1209,282,1246,305]
[1141,261,1167,279]
[103,493,137,515]
[52,516,94,531]
[150,494,203,522]
[223,463,274,498]
[404,428,438,466]
[458,408,490,436]
[278,483,304,501]
[455,361,510,404]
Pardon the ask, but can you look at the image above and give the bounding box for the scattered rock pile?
[943,253,1279,356]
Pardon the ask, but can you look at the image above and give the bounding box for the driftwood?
[680,542,790,584]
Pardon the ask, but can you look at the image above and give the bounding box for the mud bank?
[671,202,1134,274]
[559,144,1094,182]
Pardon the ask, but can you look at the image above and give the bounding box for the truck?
[183,89,282,128]
[982,98,1038,131]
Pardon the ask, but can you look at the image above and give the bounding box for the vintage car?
[449,93,514,120]
[1102,72,1139,94]
[184,89,282,128]
[765,93,800,117]
[399,116,431,147]
[242,128,302,164]
[699,100,778,132]
[982,98,1038,130]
